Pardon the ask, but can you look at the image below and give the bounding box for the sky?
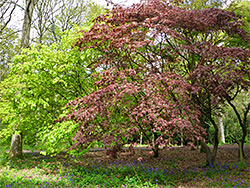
[93,0,141,7]
[12,0,141,27]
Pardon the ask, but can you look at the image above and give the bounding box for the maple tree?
[64,68,205,157]
[64,0,250,164]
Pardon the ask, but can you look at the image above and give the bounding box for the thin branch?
[0,0,24,10]
[227,99,243,127]
[0,0,18,33]
[243,102,250,126]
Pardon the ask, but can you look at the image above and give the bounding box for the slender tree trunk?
[238,127,246,161]
[218,116,225,144]
[239,141,244,162]
[152,132,159,158]
[227,100,250,162]
[153,143,159,158]
[9,0,35,159]
[140,132,143,145]
[180,130,184,147]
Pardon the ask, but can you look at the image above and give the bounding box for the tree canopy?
[64,0,250,163]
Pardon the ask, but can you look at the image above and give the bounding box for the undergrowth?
[0,145,250,188]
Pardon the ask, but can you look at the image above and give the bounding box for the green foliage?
[226,0,250,48]
[181,0,227,9]
[0,25,96,153]
[223,91,250,143]
[230,0,250,33]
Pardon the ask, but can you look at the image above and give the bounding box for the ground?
[1,144,250,187]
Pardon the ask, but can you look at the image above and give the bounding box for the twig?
[129,161,143,186]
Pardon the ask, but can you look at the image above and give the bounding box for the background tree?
[0,0,20,81]
[181,0,227,9]
[32,0,105,45]
[0,0,105,158]
[8,0,36,158]
[0,26,19,82]
[223,91,250,145]
[0,0,19,34]
[221,0,250,49]
[0,25,98,155]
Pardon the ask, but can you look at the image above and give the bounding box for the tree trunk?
[200,124,219,166]
[200,140,217,166]
[238,141,244,162]
[10,0,35,159]
[218,116,225,144]
[21,0,35,49]
[152,132,159,158]
[140,132,143,145]
[9,134,23,158]
[152,143,159,158]
[227,99,249,162]
[180,130,184,147]
[238,129,246,161]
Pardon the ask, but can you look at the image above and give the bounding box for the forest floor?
[1,144,250,187]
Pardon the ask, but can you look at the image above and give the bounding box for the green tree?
[0,25,97,154]
[7,0,36,158]
[181,0,227,9]
[0,0,105,158]
[223,91,250,145]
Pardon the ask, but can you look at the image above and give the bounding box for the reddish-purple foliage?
[75,0,249,70]
[64,0,250,158]
[65,69,205,157]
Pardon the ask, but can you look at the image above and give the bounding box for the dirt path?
[17,144,250,164]
[19,144,250,154]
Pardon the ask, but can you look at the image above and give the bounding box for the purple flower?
[209,164,214,168]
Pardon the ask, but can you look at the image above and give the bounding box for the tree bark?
[152,132,159,158]
[21,0,35,48]
[9,0,35,159]
[200,119,219,166]
[239,141,244,162]
[140,132,143,145]
[238,126,246,161]
[200,140,217,166]
[218,116,225,144]
[227,100,249,161]
[153,143,159,158]
[9,134,23,158]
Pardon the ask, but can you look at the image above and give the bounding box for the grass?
[0,145,250,187]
